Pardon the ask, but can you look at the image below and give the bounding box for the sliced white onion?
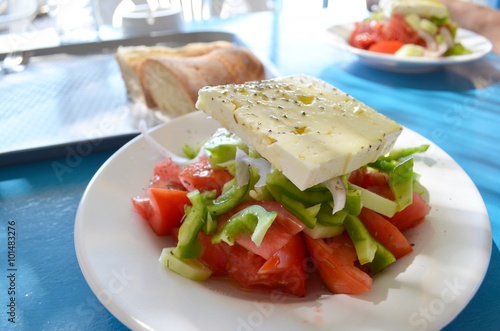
[439,26,454,48]
[235,148,272,188]
[322,177,346,214]
[424,41,448,58]
[138,120,204,166]
[417,29,437,51]
[416,28,449,57]
[235,148,250,187]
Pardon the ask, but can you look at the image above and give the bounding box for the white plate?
[326,23,493,73]
[75,111,491,331]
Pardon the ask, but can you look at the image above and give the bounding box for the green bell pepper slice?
[211,205,278,246]
[266,169,331,205]
[369,147,423,211]
[267,184,320,229]
[316,203,346,226]
[389,157,414,211]
[207,166,257,217]
[172,190,207,259]
[344,214,396,273]
[344,187,362,216]
[159,247,212,281]
[204,128,249,168]
[375,144,429,162]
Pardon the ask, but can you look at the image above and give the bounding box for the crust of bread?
[139,47,266,117]
[115,41,234,104]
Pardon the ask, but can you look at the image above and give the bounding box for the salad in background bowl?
[325,14,492,72]
[350,0,471,57]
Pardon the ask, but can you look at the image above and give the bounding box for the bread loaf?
[139,47,266,117]
[116,41,234,104]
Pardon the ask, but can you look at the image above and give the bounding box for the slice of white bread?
[139,47,266,117]
[115,41,234,104]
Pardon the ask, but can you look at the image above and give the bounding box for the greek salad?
[131,127,431,297]
[349,0,471,57]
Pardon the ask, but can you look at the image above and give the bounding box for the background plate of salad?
[75,111,491,331]
[326,22,492,73]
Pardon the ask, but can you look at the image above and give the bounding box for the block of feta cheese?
[195,74,403,191]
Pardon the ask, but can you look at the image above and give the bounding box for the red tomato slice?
[217,200,306,260]
[258,232,306,275]
[196,202,308,296]
[304,234,372,294]
[349,20,383,49]
[350,169,431,232]
[358,208,413,259]
[226,234,307,297]
[349,168,389,188]
[231,200,305,235]
[178,157,233,195]
[131,196,150,220]
[150,158,185,190]
[389,192,431,232]
[349,14,425,51]
[368,40,404,54]
[198,231,230,276]
[349,168,394,199]
[138,188,190,236]
[381,13,425,46]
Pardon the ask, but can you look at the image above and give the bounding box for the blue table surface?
[1,7,499,331]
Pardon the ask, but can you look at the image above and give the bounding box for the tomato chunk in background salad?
[350,13,424,52]
[131,129,431,297]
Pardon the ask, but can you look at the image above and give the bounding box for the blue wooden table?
[1,6,499,331]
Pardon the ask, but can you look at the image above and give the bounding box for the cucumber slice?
[344,215,396,273]
[159,247,212,282]
[349,183,398,217]
[344,215,378,265]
